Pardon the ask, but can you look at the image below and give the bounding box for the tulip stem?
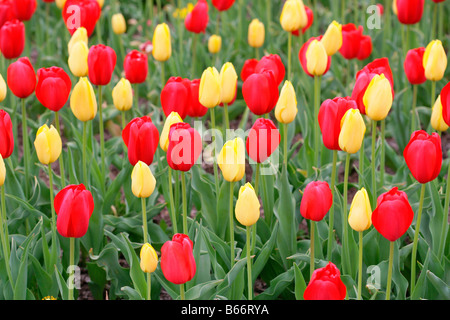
[314,76,321,169]
[55,112,66,188]
[121,111,126,130]
[310,221,315,279]
[134,84,139,110]
[326,150,338,261]
[161,62,165,89]
[1,186,9,257]
[357,231,363,300]
[431,81,436,113]
[146,273,151,300]
[21,99,30,198]
[82,121,88,186]
[229,181,235,267]
[48,164,58,270]
[210,108,220,198]
[287,32,292,81]
[223,103,230,131]
[380,119,386,189]
[181,172,188,235]
[386,241,394,300]
[98,86,106,184]
[411,85,418,133]
[0,186,13,288]
[371,120,377,207]
[254,163,261,197]
[180,283,185,300]
[342,153,351,275]
[438,164,450,259]
[411,183,426,295]
[431,2,437,41]
[246,225,253,301]
[177,0,183,63]
[359,141,365,188]
[283,123,288,169]
[168,167,178,234]
[142,197,148,243]
[191,34,198,78]
[68,237,75,300]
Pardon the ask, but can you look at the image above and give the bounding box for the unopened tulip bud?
[56,0,67,9]
[68,27,88,55]
[160,112,184,152]
[280,0,308,32]
[152,23,172,62]
[363,73,393,121]
[339,109,366,154]
[431,95,449,132]
[321,21,342,56]
[0,155,5,187]
[68,41,89,77]
[219,62,238,104]
[112,78,133,112]
[140,243,159,274]
[0,74,6,102]
[235,183,260,227]
[97,0,104,9]
[208,34,222,54]
[423,40,447,82]
[199,67,221,108]
[34,124,62,165]
[217,137,246,182]
[306,40,328,76]
[112,13,127,35]
[275,80,298,124]
[348,188,372,232]
[131,161,156,198]
[248,19,265,48]
[70,77,98,122]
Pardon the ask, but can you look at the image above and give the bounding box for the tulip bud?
[0,74,6,102]
[63,0,101,37]
[88,44,117,86]
[68,27,88,55]
[152,23,172,62]
[423,40,447,82]
[246,118,281,164]
[441,82,450,127]
[348,188,372,232]
[235,183,260,227]
[275,80,298,124]
[0,19,25,60]
[131,161,156,198]
[167,122,203,172]
[140,243,159,274]
[124,50,148,84]
[303,262,347,300]
[70,77,98,122]
[254,54,286,86]
[208,34,222,54]
[305,39,328,76]
[36,67,72,112]
[184,0,209,34]
[34,124,62,165]
[68,41,89,77]
[363,73,393,121]
[300,181,333,222]
[219,62,238,105]
[320,21,342,56]
[338,109,366,154]
[56,0,67,9]
[0,154,5,187]
[199,67,221,108]
[7,57,36,99]
[248,19,264,48]
[112,13,127,35]
[0,110,14,159]
[160,77,191,119]
[280,0,308,32]
[97,0,104,8]
[160,112,183,152]
[161,234,196,285]
[112,78,133,112]
[217,137,246,182]
[431,95,449,132]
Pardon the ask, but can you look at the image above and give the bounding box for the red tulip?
[55,184,94,238]
[88,44,117,86]
[357,35,372,61]
[404,47,426,85]
[62,0,101,37]
[0,110,14,159]
[303,262,347,300]
[11,0,36,21]
[7,57,36,99]
[254,54,286,86]
[242,69,279,116]
[431,0,446,2]
[300,181,333,222]
[0,19,25,59]
[351,58,394,114]
[211,0,235,11]
[36,67,72,112]
[161,233,196,285]
[0,0,15,30]
[240,58,258,82]
[377,4,384,15]
[396,0,424,25]
[318,97,358,151]
[246,118,280,164]
[122,116,160,166]
[339,23,363,60]
[292,5,313,36]
[184,0,208,34]
[186,79,208,118]
[441,81,450,126]
[124,49,148,84]
[403,130,442,184]
[167,122,202,172]
[299,36,332,78]
[372,187,414,242]
[160,77,191,119]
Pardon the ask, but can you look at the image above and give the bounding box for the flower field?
[0,0,449,302]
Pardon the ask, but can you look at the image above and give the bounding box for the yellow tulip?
[393,0,398,16]
[248,19,265,48]
[34,124,62,165]
[275,80,298,124]
[68,41,89,77]
[0,154,5,187]
[219,62,238,105]
[320,21,342,56]
[423,40,448,82]
[199,67,221,108]
[348,188,372,232]
[208,34,222,54]
[68,27,88,55]
[306,40,328,76]
[235,183,260,227]
[131,161,156,198]
[280,0,307,32]
[160,112,183,152]
[112,13,127,35]
[140,243,159,274]
[0,73,6,102]
[363,74,393,121]
[339,109,366,154]
[96,0,104,9]
[217,137,246,182]
[152,23,172,62]
[56,0,67,9]
[70,77,98,122]
[431,95,449,132]
[112,78,133,112]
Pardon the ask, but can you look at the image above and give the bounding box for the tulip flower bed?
[0,0,449,303]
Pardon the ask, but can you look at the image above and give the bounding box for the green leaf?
[427,271,450,300]
[13,235,32,300]
[252,221,279,283]
[121,233,147,299]
[254,266,295,300]
[185,279,223,300]
[294,263,306,300]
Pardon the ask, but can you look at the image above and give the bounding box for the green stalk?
[438,2,443,39]
[180,283,185,300]
[246,226,253,301]
[386,241,394,300]
[342,153,351,275]
[68,237,75,300]
[310,221,315,279]
[142,197,148,243]
[161,62,166,89]
[341,0,345,22]
[181,172,188,235]
[146,273,151,300]
[255,47,259,60]
[357,231,363,300]
[411,183,426,295]
[21,99,30,198]
[283,123,288,169]
[439,163,450,259]
[168,167,178,234]
[431,2,437,41]
[210,108,220,198]
[82,121,88,186]
[287,32,292,81]
[148,0,153,22]
[55,112,66,188]
[98,86,106,182]
[380,119,386,189]
[314,76,321,169]
[48,164,58,269]
[371,121,377,207]
[229,181,235,267]
[0,186,13,288]
[134,83,139,110]
[223,103,230,131]
[254,163,261,197]
[177,0,183,62]
[1,184,9,258]
[190,33,198,78]
[121,111,126,130]
[410,85,418,133]
[326,150,338,261]
[431,81,436,111]
[359,141,365,188]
